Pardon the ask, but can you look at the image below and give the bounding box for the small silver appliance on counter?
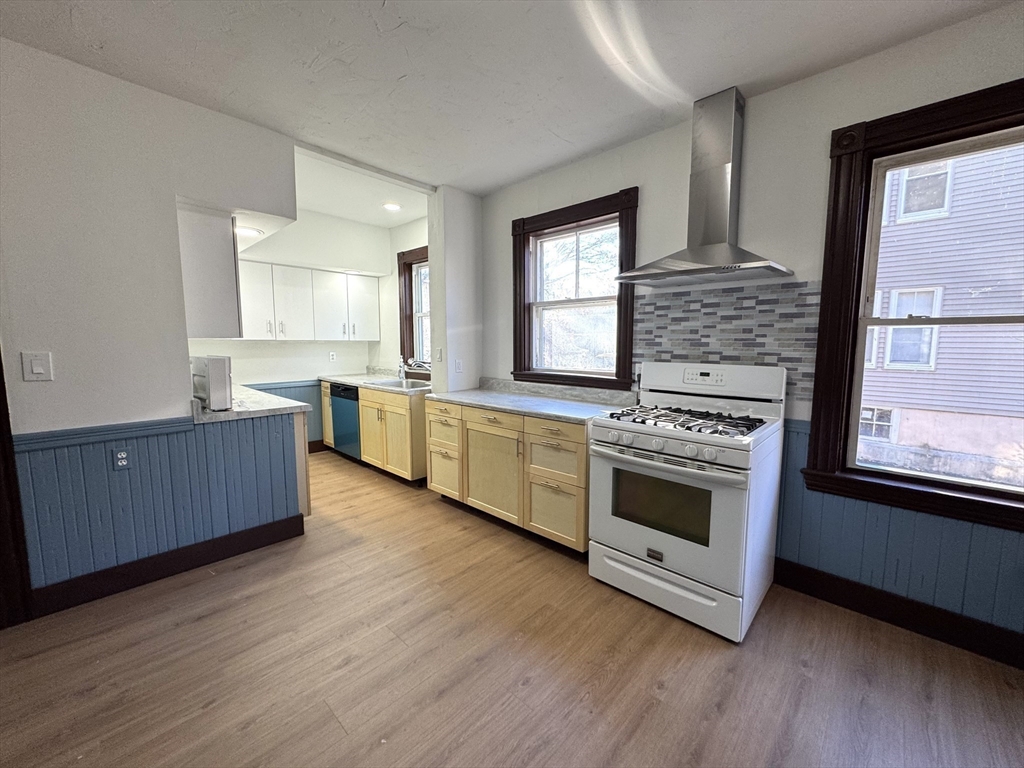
[190,355,232,411]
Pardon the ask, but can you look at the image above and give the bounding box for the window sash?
[530,297,618,375]
[895,161,952,223]
[848,127,1024,480]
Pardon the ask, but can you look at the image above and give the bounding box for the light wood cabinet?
[465,422,523,526]
[359,389,426,480]
[524,475,586,551]
[238,260,277,339]
[272,265,315,340]
[359,401,386,468]
[441,406,589,551]
[427,446,461,498]
[321,382,334,448]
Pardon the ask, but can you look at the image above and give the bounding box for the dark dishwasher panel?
[330,383,360,460]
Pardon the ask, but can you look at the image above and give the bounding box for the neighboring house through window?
[896,160,952,223]
[804,80,1023,531]
[512,187,638,390]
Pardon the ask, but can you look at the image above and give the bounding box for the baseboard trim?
[308,439,328,453]
[774,558,1023,669]
[31,516,304,618]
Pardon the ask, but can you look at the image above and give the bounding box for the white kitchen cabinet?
[271,265,315,340]
[312,270,350,341]
[238,260,277,339]
[347,274,380,341]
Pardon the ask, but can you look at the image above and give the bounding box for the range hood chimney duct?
[616,87,793,287]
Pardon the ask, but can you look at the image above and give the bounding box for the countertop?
[192,384,312,424]
[319,373,432,396]
[425,389,613,424]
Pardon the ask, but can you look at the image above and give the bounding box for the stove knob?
[684,444,698,458]
[607,431,620,443]
[622,433,635,446]
[651,438,665,451]
[702,447,718,462]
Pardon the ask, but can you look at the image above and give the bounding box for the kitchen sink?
[369,379,431,390]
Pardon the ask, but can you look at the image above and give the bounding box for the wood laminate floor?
[1,451,1022,768]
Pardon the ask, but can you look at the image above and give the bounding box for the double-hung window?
[397,246,430,379]
[512,188,638,390]
[805,80,1024,531]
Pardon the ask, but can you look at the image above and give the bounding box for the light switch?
[21,352,53,382]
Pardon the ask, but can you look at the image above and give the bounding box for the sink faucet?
[399,355,406,381]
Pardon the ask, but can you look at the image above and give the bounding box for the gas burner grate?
[605,406,765,436]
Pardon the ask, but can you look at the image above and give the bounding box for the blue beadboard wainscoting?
[246,380,322,442]
[778,420,1024,633]
[13,413,301,590]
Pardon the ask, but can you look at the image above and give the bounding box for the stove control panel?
[590,424,752,470]
[684,368,726,386]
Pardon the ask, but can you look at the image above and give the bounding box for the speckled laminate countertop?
[192,384,311,424]
[425,389,613,424]
[319,374,432,396]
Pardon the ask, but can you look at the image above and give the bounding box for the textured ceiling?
[0,0,1006,195]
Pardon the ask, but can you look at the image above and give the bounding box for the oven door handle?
[589,444,749,488]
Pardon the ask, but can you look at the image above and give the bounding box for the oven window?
[611,468,711,547]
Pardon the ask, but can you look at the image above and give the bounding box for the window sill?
[511,370,633,391]
[801,467,1023,532]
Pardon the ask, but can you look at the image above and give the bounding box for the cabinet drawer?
[426,400,462,419]
[524,474,587,551]
[464,407,524,432]
[427,447,462,499]
[525,434,586,487]
[523,416,586,444]
[427,414,462,451]
[359,387,412,409]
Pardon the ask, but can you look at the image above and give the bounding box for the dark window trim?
[511,187,638,391]
[804,77,1024,532]
[397,246,430,381]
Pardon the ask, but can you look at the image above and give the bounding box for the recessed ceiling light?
[382,203,402,212]
[235,225,264,237]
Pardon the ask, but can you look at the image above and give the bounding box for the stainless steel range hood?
[616,87,792,287]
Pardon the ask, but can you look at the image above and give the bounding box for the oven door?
[589,443,748,596]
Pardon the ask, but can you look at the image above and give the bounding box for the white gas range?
[588,362,786,642]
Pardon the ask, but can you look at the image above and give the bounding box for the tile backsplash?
[632,280,821,403]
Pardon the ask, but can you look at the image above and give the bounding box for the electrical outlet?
[329,352,337,362]
[455,359,464,373]
[112,448,131,471]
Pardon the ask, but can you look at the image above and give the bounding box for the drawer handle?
[540,426,561,433]
[539,480,564,491]
[437,450,450,457]
[435,418,450,424]
[539,440,561,448]
[481,415,498,421]
[438,406,449,412]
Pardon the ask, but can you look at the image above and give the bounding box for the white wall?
[187,339,367,385]
[429,187,484,393]
[478,2,1024,381]
[177,205,240,339]
[371,217,428,371]
[0,38,296,434]
[240,208,391,275]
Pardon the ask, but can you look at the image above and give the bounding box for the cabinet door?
[359,402,385,468]
[383,405,413,479]
[465,423,522,525]
[272,265,315,340]
[238,260,277,339]
[321,385,334,448]
[347,274,380,341]
[428,447,461,499]
[312,271,349,341]
[524,474,587,551]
